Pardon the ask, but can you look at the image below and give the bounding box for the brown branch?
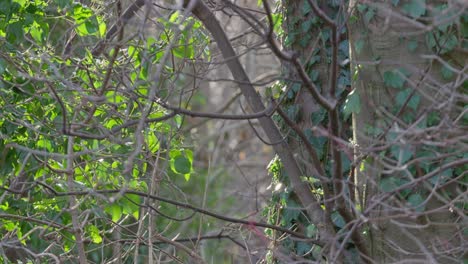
[262,0,336,111]
[92,0,146,56]
[185,0,340,253]
[0,213,64,229]
[156,98,277,120]
[92,0,337,253]
[275,106,334,214]
[153,233,246,251]
[29,184,320,244]
[263,1,370,260]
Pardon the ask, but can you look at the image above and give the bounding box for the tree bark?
[348,1,465,262]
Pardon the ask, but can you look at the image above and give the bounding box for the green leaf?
[0,58,6,75]
[304,129,326,158]
[106,203,122,222]
[407,193,425,212]
[3,220,16,231]
[380,177,399,192]
[426,31,458,54]
[407,40,418,51]
[6,21,24,44]
[54,0,72,9]
[390,145,413,164]
[343,89,361,119]
[429,169,452,185]
[284,104,300,121]
[331,211,345,228]
[296,241,312,255]
[439,33,458,54]
[301,18,315,32]
[147,132,160,153]
[310,108,326,125]
[357,4,367,13]
[441,64,454,80]
[395,88,420,110]
[122,194,140,219]
[86,225,102,244]
[37,138,53,151]
[173,155,191,174]
[271,13,283,34]
[309,70,319,82]
[383,70,405,89]
[301,1,312,16]
[72,5,100,36]
[306,224,317,237]
[364,8,376,23]
[281,200,300,226]
[354,39,364,55]
[402,0,426,19]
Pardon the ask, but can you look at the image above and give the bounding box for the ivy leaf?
[402,0,426,19]
[383,70,405,89]
[310,108,326,125]
[301,1,312,16]
[395,88,420,110]
[407,40,418,51]
[357,4,367,13]
[380,177,399,192]
[305,129,326,158]
[364,8,376,23]
[309,70,319,82]
[439,33,458,54]
[281,200,300,226]
[343,89,361,119]
[296,241,312,255]
[429,169,452,185]
[301,19,315,32]
[331,211,345,228]
[354,39,364,55]
[407,194,425,212]
[306,224,317,237]
[390,145,413,164]
[0,58,6,75]
[441,64,454,80]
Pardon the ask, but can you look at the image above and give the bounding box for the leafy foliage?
[0,1,226,262]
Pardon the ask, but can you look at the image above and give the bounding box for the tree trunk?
[348,1,466,262]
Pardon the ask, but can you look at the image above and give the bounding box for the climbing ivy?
[262,0,467,262]
[262,0,354,261]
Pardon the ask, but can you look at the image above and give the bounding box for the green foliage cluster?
[262,0,355,261]
[359,1,467,215]
[0,0,227,262]
[262,0,467,262]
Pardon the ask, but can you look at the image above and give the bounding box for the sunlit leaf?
[173,155,191,174]
[106,203,122,222]
[86,225,102,244]
[343,89,361,119]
